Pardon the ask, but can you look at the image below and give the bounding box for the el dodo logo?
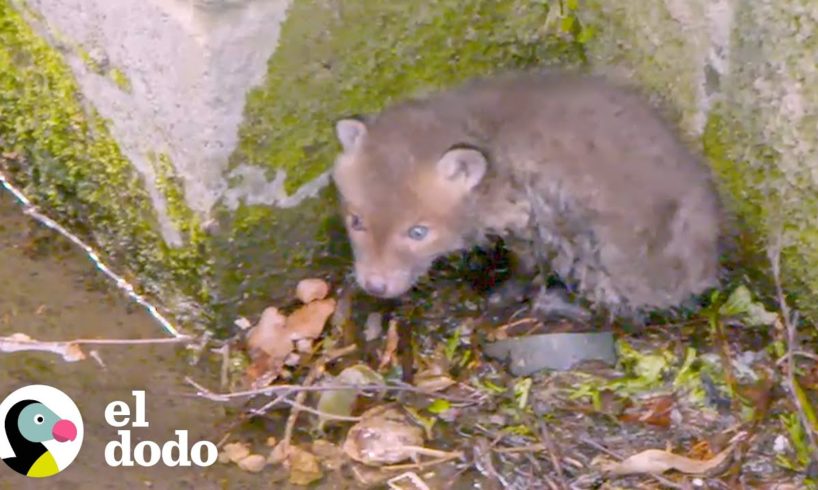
[0,385,83,478]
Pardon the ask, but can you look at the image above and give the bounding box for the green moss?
[703,109,818,322]
[0,0,210,321]
[231,0,586,195]
[108,67,131,93]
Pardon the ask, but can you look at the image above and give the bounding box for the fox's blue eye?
[407,225,428,240]
[348,214,365,231]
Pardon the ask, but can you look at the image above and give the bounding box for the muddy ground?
[0,186,816,490]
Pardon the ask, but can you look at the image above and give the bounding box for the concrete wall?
[1,0,816,328]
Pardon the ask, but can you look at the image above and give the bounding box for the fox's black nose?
[364,278,387,296]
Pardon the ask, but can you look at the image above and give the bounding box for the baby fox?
[331,71,722,321]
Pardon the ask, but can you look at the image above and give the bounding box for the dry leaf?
[602,445,734,476]
[286,298,336,341]
[265,436,278,447]
[296,278,330,304]
[221,442,251,463]
[311,440,346,470]
[237,454,267,473]
[288,446,324,485]
[343,405,425,466]
[245,307,293,384]
[364,312,383,342]
[619,395,674,428]
[378,319,399,371]
[413,374,456,393]
[246,307,290,358]
[267,440,289,465]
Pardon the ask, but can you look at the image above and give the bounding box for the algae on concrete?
[0,0,211,323]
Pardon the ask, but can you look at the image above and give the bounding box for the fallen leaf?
[413,372,456,393]
[246,307,290,358]
[601,445,735,476]
[364,312,383,342]
[237,454,267,473]
[316,364,384,430]
[265,436,277,447]
[343,405,425,466]
[221,442,251,463]
[286,298,336,341]
[311,440,346,470]
[378,319,399,371]
[245,307,294,384]
[268,440,289,465]
[296,278,330,304]
[234,317,252,330]
[619,395,674,428]
[288,446,324,485]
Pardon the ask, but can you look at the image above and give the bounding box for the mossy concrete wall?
[1,0,816,330]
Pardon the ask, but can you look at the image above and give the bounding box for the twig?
[538,420,568,490]
[382,448,464,471]
[0,334,191,362]
[493,443,546,454]
[775,350,818,365]
[577,436,687,490]
[1,334,191,346]
[281,344,357,455]
[279,397,361,422]
[185,377,480,404]
[768,231,818,457]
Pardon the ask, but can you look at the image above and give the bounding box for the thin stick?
[280,397,361,422]
[768,231,818,456]
[1,335,190,346]
[382,449,464,471]
[538,420,568,490]
[493,443,546,454]
[281,344,357,455]
[185,377,480,404]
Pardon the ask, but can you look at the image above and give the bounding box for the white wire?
[0,170,184,338]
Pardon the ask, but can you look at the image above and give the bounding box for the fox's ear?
[335,117,368,152]
[436,145,487,192]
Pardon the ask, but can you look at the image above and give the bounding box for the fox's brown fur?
[331,71,723,320]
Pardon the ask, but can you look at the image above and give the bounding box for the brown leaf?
[244,307,293,384]
[619,395,674,428]
[295,278,330,304]
[221,442,251,463]
[378,319,399,371]
[285,298,336,341]
[288,446,324,485]
[343,405,425,466]
[601,444,735,477]
[246,307,290,358]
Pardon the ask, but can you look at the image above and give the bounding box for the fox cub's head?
[331,117,487,298]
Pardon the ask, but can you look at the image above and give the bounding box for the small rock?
[295,338,313,353]
[237,454,267,473]
[295,278,330,304]
[221,442,251,463]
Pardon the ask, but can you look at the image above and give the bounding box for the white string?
[0,170,184,338]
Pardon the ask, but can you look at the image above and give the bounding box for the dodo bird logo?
[0,385,83,478]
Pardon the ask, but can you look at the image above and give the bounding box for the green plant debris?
[108,67,131,92]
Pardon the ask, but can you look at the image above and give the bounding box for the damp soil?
[0,191,334,490]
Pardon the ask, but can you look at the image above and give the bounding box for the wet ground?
[0,191,290,489]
